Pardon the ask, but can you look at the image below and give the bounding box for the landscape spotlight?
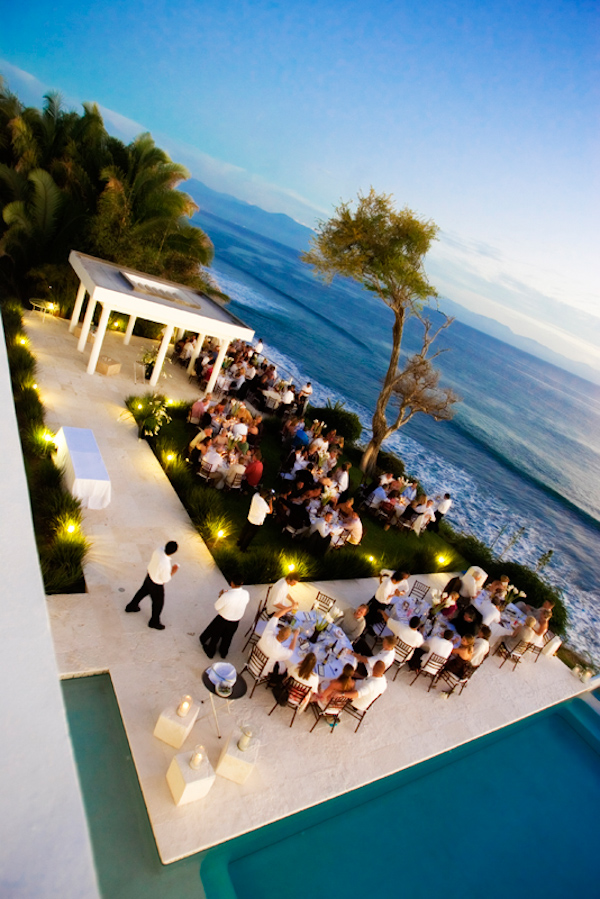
[19,337,26,345]
[437,554,447,565]
[32,383,38,389]
[368,555,375,562]
[43,432,54,442]
[287,562,295,572]
[217,529,225,539]
[137,403,143,410]
[66,523,76,534]
[166,453,175,462]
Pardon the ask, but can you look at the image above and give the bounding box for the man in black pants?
[200,577,250,658]
[125,541,179,630]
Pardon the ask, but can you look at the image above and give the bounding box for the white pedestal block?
[97,355,121,376]
[166,752,215,806]
[153,701,200,749]
[215,731,259,784]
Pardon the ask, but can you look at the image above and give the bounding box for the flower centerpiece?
[309,614,328,644]
[503,584,526,609]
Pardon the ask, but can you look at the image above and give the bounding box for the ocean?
[195,213,600,663]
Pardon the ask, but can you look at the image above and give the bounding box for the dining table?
[285,610,356,684]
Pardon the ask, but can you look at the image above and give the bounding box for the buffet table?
[54,426,111,510]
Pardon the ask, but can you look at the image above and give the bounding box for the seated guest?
[215,454,247,490]
[285,500,311,534]
[515,597,555,623]
[479,595,502,628]
[342,660,388,710]
[338,604,369,646]
[266,573,299,616]
[307,510,334,555]
[243,449,264,490]
[247,415,263,447]
[485,574,510,599]
[344,509,364,546]
[367,483,389,509]
[443,634,475,679]
[452,605,481,638]
[365,570,409,629]
[257,611,300,677]
[531,608,552,646]
[470,625,492,667]
[274,485,293,525]
[333,462,352,500]
[316,664,356,708]
[386,616,424,659]
[353,635,397,677]
[401,480,418,502]
[503,616,538,653]
[419,629,454,669]
[286,652,320,709]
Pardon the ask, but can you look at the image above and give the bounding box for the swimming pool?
[63,675,600,899]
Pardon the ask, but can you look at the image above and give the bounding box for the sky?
[1,0,599,373]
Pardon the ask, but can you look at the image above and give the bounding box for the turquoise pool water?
[62,676,600,899]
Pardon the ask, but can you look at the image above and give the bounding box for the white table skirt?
[54,427,111,510]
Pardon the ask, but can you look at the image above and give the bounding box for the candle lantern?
[189,744,205,769]
[176,695,193,717]
[237,725,253,752]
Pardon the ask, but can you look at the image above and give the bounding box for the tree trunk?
[359,307,404,475]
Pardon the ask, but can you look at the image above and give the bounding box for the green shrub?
[7,344,36,388]
[1,301,24,342]
[31,457,64,492]
[312,548,375,580]
[40,534,89,594]
[375,450,406,480]
[307,400,362,444]
[23,424,55,458]
[15,387,45,427]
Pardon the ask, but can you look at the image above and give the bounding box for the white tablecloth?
[54,427,111,510]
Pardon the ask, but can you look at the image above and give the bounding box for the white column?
[205,338,229,395]
[77,296,96,352]
[124,314,136,345]
[187,332,205,375]
[86,305,111,375]
[69,282,86,332]
[175,327,185,342]
[149,324,175,388]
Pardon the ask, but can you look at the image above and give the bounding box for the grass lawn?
[149,407,467,585]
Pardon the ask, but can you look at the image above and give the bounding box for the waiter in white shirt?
[200,577,251,658]
[237,489,273,551]
[125,541,179,630]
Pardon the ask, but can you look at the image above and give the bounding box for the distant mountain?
[184,178,314,252]
[439,297,600,386]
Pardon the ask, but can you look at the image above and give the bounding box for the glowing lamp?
[217,529,225,539]
[19,337,26,345]
[32,383,38,389]
[166,453,175,462]
[66,523,76,534]
[189,744,205,769]
[43,432,53,442]
[137,403,143,410]
[287,563,295,572]
[368,555,375,562]
[176,695,193,718]
[437,555,447,565]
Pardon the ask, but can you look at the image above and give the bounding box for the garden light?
[166,453,175,462]
[368,555,375,562]
[19,337,26,345]
[66,523,76,534]
[217,529,225,539]
[32,383,38,389]
[43,431,54,442]
[137,403,143,410]
[437,555,447,565]
[287,562,295,572]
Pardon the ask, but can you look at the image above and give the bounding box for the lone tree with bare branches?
[302,189,458,475]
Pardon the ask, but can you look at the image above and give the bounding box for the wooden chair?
[264,393,281,412]
[240,646,270,698]
[197,458,220,484]
[343,693,382,733]
[495,639,529,671]
[527,631,553,662]
[409,580,430,602]
[224,470,244,491]
[312,592,336,614]
[409,652,448,690]
[268,677,312,727]
[309,694,351,733]
[242,590,270,651]
[436,665,473,695]
[392,639,418,680]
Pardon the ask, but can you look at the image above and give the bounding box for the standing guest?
[430,493,452,532]
[296,382,313,414]
[266,573,300,615]
[243,449,264,490]
[125,541,179,630]
[254,337,264,356]
[200,576,250,658]
[365,570,408,629]
[237,489,273,551]
[257,610,300,676]
[342,660,388,710]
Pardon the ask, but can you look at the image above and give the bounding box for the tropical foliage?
[0,77,214,301]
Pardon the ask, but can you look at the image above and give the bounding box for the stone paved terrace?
[25,311,588,864]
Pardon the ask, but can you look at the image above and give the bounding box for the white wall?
[0,317,100,899]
